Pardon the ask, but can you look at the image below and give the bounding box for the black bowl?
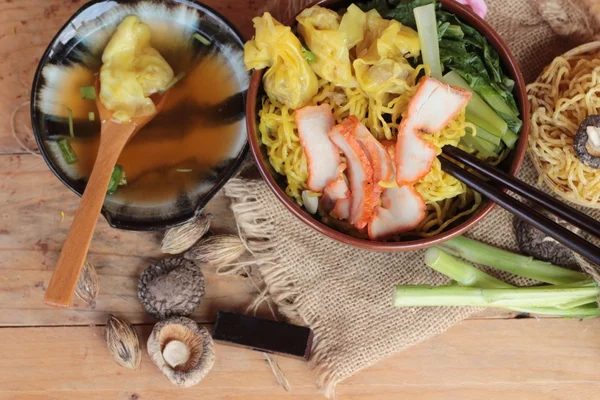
[31,0,249,231]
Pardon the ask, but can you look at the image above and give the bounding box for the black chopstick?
[443,146,600,238]
[439,156,600,266]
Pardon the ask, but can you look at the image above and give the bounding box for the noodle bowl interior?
[245,2,522,241]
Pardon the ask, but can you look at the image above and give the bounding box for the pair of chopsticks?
[440,146,600,266]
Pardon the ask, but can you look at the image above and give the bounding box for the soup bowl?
[31,0,249,231]
[246,0,530,251]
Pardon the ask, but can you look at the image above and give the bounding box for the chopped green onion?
[80,86,97,100]
[107,165,126,195]
[88,112,95,122]
[67,107,74,138]
[57,139,78,165]
[176,169,193,173]
[193,32,211,46]
[161,72,186,94]
[301,46,316,63]
[414,3,443,79]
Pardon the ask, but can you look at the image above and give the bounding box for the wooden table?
[1,1,599,399]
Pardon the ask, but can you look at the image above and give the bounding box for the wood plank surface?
[0,154,275,326]
[2,318,599,399]
[0,0,598,399]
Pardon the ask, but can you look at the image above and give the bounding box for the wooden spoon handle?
[44,129,131,308]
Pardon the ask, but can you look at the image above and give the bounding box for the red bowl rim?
[245,0,530,252]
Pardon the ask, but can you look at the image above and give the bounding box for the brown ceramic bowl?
[246,0,530,251]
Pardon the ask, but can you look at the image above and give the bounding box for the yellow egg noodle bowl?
[528,52,600,205]
[258,74,487,237]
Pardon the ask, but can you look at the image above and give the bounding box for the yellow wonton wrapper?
[297,6,357,88]
[244,12,319,109]
[353,9,420,103]
[339,4,367,49]
[100,16,174,123]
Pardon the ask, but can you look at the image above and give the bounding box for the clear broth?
[47,45,244,203]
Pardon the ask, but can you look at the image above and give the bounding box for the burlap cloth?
[224,0,600,396]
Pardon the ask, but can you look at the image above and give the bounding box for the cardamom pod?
[162,214,211,255]
[105,314,141,370]
[184,234,246,266]
[75,260,99,309]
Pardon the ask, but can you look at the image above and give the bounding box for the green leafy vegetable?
[88,112,95,122]
[443,24,463,39]
[383,0,436,27]
[502,129,519,149]
[442,71,507,137]
[193,32,211,46]
[107,165,127,195]
[470,124,501,146]
[460,132,498,157]
[80,86,97,100]
[67,107,74,138]
[381,0,522,137]
[57,138,78,165]
[301,46,316,63]
[414,3,442,79]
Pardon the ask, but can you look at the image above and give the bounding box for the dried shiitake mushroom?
[147,316,215,387]
[515,214,579,268]
[162,214,211,255]
[138,258,205,320]
[574,115,600,169]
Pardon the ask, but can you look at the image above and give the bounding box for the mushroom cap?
[573,115,600,169]
[147,316,216,387]
[515,216,578,268]
[138,258,205,320]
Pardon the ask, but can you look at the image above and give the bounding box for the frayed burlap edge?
[224,178,347,397]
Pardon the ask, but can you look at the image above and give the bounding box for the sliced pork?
[395,77,471,186]
[328,118,376,229]
[368,185,427,241]
[295,104,339,191]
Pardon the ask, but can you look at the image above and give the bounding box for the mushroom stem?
[163,340,191,368]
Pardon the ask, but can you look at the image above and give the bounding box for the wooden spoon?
[44,82,167,308]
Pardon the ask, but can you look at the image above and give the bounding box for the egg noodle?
[528,53,600,205]
[259,70,488,237]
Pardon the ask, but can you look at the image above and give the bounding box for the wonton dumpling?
[244,12,318,109]
[339,4,367,49]
[353,57,414,103]
[356,10,420,62]
[297,6,357,88]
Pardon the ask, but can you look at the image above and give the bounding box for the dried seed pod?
[105,314,141,370]
[138,258,205,320]
[147,316,215,387]
[184,234,246,266]
[162,214,211,255]
[75,260,99,309]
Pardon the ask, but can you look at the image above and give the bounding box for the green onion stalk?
[414,248,599,318]
[438,236,589,285]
